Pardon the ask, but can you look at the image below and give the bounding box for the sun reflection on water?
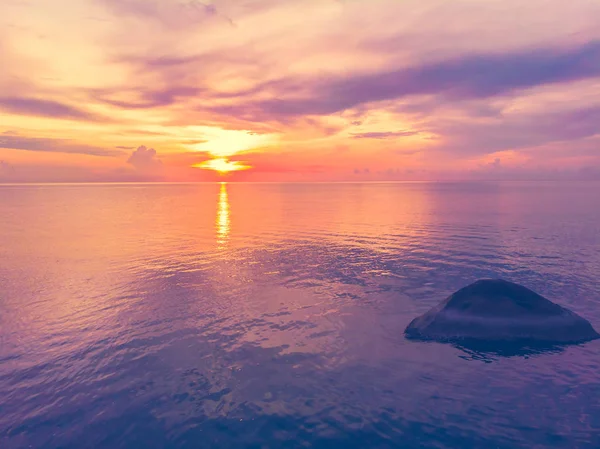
[216,182,230,247]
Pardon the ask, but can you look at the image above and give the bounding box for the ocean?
[1,182,599,448]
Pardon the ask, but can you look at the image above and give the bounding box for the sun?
[193,158,251,174]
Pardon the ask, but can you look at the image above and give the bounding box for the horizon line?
[2,179,599,186]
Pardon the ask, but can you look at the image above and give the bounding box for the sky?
[1,0,599,182]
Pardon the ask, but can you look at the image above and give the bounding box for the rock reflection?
[453,340,567,362]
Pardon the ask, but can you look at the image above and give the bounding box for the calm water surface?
[1,182,599,448]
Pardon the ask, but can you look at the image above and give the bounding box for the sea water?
[1,182,599,448]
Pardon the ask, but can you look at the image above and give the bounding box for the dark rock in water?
[405,279,600,344]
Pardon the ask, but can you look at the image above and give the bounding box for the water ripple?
[1,182,600,448]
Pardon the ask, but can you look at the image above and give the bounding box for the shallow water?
[1,182,599,449]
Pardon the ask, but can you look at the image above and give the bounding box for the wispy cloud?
[224,41,600,119]
[0,97,103,121]
[92,87,202,110]
[351,131,419,139]
[431,105,600,156]
[0,134,125,157]
[96,0,231,28]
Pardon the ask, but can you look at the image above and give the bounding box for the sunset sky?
[1,0,599,182]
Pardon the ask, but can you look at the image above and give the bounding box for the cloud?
[464,164,600,181]
[431,105,600,156]
[123,129,169,136]
[577,166,600,180]
[218,40,600,119]
[97,0,231,28]
[351,131,418,139]
[0,160,17,182]
[0,134,125,157]
[92,86,202,109]
[116,145,135,149]
[0,159,15,173]
[127,145,163,169]
[0,97,102,121]
[0,162,172,183]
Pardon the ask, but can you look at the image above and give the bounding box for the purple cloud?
[351,131,418,139]
[432,105,600,156]
[0,159,14,172]
[0,134,125,157]
[93,86,202,109]
[226,40,600,118]
[97,0,230,28]
[0,97,102,121]
[0,160,17,182]
[127,145,163,169]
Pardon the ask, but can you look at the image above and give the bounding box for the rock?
[405,279,599,344]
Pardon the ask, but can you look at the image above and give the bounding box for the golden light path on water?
[216,182,230,248]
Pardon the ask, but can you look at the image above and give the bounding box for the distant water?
[1,182,600,449]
